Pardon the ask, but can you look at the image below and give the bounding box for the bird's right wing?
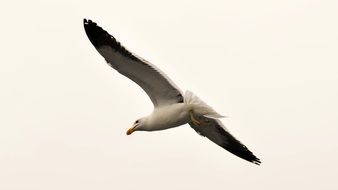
[84,19,183,107]
[189,117,261,165]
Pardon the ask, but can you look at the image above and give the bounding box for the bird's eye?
[135,120,139,124]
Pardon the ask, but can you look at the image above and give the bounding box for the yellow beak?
[126,125,137,135]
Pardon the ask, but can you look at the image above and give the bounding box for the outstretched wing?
[189,117,261,165]
[84,19,183,107]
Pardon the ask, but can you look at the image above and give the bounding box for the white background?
[1,0,337,189]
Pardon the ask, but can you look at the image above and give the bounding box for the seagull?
[83,19,261,165]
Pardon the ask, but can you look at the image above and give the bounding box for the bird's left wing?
[189,117,261,165]
[84,19,183,107]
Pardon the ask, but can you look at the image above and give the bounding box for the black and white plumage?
[84,19,261,165]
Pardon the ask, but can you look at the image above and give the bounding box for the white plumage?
[137,90,224,132]
[84,19,261,165]
[184,90,225,119]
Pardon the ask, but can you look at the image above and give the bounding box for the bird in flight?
[84,19,261,165]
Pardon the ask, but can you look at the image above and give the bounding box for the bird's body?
[84,19,261,165]
[141,90,224,131]
[143,103,191,131]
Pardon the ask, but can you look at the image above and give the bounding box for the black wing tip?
[83,18,108,48]
[251,156,261,165]
[217,129,261,165]
[83,19,97,29]
[83,18,140,61]
[230,145,261,165]
[232,145,261,165]
[216,127,262,165]
[239,145,261,165]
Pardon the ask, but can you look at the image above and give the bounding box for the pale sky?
[1,0,338,189]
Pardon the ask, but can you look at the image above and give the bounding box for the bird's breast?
[148,103,190,131]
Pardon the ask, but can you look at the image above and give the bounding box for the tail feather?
[184,91,225,119]
[204,113,225,119]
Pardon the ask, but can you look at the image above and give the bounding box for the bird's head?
[126,118,146,135]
